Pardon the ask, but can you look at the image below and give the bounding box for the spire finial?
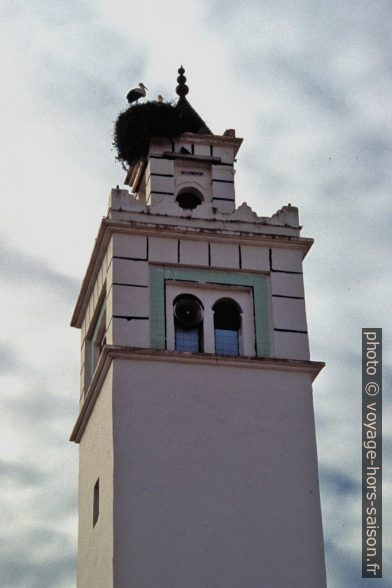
[176,65,189,97]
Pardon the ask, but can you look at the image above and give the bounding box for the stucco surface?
[77,366,114,588]
[112,358,326,588]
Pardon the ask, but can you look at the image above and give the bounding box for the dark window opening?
[213,298,242,356]
[86,297,106,391]
[174,294,203,352]
[93,478,100,527]
[176,190,203,210]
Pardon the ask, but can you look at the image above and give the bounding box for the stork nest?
[114,101,181,166]
[114,99,211,166]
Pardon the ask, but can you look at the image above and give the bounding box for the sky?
[1,0,391,586]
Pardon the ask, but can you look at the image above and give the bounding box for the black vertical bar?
[362,328,382,578]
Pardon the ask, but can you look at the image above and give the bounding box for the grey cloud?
[2,379,76,430]
[0,528,76,588]
[324,545,368,588]
[42,484,78,521]
[0,343,20,374]
[0,460,46,487]
[270,58,350,115]
[319,466,360,497]
[0,240,79,301]
[1,0,148,176]
[2,2,147,115]
[37,37,146,114]
[0,458,77,523]
[1,0,94,27]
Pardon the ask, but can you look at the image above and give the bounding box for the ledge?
[162,151,222,164]
[70,345,325,443]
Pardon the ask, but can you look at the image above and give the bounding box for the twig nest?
[114,101,180,166]
[114,97,211,166]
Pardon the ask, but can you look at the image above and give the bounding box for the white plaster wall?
[146,174,174,196]
[109,258,149,287]
[211,164,235,213]
[80,238,113,399]
[269,246,310,359]
[211,166,234,182]
[79,364,85,404]
[77,366,114,588]
[272,297,308,332]
[193,143,211,157]
[213,199,236,213]
[271,247,303,272]
[210,242,239,269]
[240,245,270,272]
[274,331,310,360]
[179,240,209,266]
[80,239,112,342]
[174,160,211,200]
[112,358,326,588]
[107,316,149,349]
[149,138,172,156]
[112,233,147,260]
[211,181,235,201]
[213,144,235,164]
[146,157,174,177]
[270,272,305,297]
[149,236,178,264]
[174,140,192,153]
[107,284,149,318]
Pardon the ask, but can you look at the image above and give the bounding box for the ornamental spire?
[175,65,189,98]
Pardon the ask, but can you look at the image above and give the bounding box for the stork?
[156,94,165,103]
[126,83,148,104]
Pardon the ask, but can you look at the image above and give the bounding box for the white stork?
[126,83,148,104]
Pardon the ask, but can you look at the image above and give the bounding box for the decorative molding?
[70,345,325,443]
[109,189,146,213]
[228,202,260,222]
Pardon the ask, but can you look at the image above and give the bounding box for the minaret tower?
[71,67,326,587]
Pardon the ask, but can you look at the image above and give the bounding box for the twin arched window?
[174,295,242,356]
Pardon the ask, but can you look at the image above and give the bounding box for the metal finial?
[176,65,189,97]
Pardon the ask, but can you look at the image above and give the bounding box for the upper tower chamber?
[71,67,326,588]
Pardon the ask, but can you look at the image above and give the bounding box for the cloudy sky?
[1,1,391,586]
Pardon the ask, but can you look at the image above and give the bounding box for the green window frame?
[149,266,270,357]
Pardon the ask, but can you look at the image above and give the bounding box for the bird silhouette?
[126,83,148,104]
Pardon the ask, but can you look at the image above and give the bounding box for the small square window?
[93,478,99,527]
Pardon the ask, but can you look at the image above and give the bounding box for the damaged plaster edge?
[108,188,300,229]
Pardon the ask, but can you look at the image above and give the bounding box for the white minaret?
[71,67,326,587]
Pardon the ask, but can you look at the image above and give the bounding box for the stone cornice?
[70,217,313,328]
[70,345,325,443]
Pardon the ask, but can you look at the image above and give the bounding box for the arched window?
[173,294,204,352]
[213,298,242,356]
[175,188,203,210]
